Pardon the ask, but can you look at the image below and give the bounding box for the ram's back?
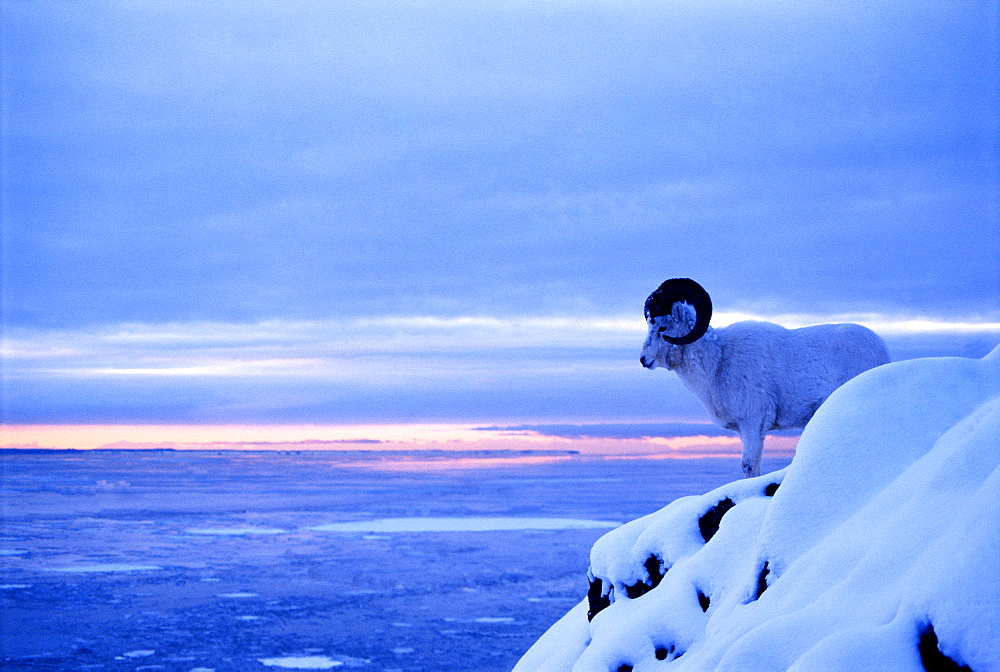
[786,322,890,376]
[713,321,890,430]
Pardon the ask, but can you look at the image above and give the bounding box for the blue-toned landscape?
[0,448,791,671]
[3,1,997,670]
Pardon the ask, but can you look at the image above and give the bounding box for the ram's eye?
[658,327,667,333]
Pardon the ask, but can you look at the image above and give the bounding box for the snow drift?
[515,346,1000,671]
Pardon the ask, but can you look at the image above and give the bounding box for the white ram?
[640,279,890,477]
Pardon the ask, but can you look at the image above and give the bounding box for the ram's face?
[640,302,698,370]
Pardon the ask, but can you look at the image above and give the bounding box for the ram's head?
[640,278,713,369]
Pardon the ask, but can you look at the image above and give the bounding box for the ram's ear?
[644,278,712,345]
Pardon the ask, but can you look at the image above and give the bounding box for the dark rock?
[623,555,666,599]
[615,665,633,672]
[587,575,611,622]
[624,580,651,599]
[644,554,666,588]
[699,498,735,542]
[764,482,780,496]
[754,562,770,600]
[654,644,680,661]
[697,589,710,612]
[918,624,972,672]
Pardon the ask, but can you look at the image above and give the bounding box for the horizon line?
[0,421,798,458]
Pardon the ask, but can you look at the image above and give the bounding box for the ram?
[640,279,890,477]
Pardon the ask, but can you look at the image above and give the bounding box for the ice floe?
[45,563,163,573]
[217,591,260,598]
[120,649,156,658]
[308,517,620,533]
[258,657,343,669]
[184,527,287,535]
[257,654,369,669]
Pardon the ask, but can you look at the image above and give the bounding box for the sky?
[2,0,998,430]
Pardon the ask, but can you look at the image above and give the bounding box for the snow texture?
[516,346,1000,671]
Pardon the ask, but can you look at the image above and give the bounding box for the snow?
[308,516,621,533]
[515,345,1000,671]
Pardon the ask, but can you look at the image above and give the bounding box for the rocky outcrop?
[516,346,1000,671]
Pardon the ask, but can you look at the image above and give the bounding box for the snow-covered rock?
[516,346,1000,672]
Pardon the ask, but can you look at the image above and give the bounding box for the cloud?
[4,0,996,330]
[3,1,996,424]
[7,313,998,376]
[4,314,997,423]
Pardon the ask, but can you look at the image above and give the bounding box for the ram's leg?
[738,429,765,478]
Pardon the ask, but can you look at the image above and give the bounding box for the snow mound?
[516,346,1000,671]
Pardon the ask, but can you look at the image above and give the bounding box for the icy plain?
[0,445,790,671]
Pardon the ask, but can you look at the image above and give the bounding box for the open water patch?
[307,517,620,533]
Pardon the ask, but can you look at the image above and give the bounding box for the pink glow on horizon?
[0,423,798,460]
[0,423,541,449]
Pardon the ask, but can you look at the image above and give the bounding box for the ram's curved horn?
[643,278,713,345]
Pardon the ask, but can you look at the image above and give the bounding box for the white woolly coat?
[660,321,890,435]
